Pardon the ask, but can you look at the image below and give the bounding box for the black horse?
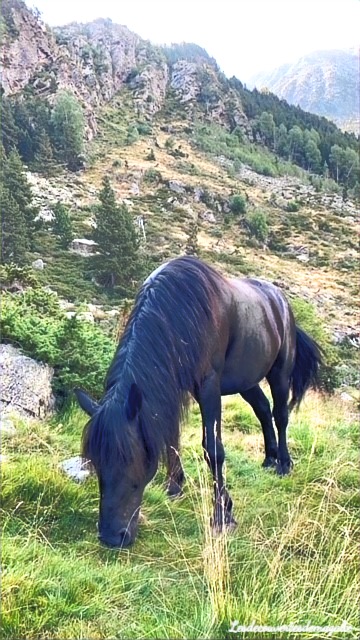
[75,256,321,548]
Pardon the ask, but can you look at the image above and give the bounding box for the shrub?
[245,209,269,243]
[137,121,152,136]
[126,125,139,145]
[230,194,246,214]
[1,288,115,400]
[143,169,163,184]
[286,200,301,212]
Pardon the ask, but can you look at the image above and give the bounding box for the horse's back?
[219,276,296,393]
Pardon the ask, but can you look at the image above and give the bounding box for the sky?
[26,0,359,82]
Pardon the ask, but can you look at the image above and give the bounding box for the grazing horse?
[75,256,322,548]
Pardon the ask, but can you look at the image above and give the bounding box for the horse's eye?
[132,483,139,490]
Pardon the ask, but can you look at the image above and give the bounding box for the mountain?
[1,0,359,360]
[0,0,249,138]
[249,50,359,133]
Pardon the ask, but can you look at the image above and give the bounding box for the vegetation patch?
[1,396,359,639]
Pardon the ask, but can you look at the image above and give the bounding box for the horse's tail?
[289,326,322,411]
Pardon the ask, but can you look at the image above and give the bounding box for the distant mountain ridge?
[249,50,359,133]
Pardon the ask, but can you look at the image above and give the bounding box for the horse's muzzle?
[98,527,133,549]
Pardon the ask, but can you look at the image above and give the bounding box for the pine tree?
[52,202,73,248]
[1,184,29,264]
[34,129,56,175]
[1,96,19,155]
[93,176,141,289]
[3,150,38,241]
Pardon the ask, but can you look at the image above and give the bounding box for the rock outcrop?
[0,0,250,137]
[0,344,55,418]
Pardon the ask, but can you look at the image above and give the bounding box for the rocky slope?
[1,0,359,358]
[0,0,248,137]
[248,49,359,133]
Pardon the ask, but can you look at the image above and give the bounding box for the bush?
[245,209,269,243]
[143,169,162,184]
[230,194,246,214]
[126,125,139,145]
[1,288,115,400]
[286,200,301,212]
[137,121,152,136]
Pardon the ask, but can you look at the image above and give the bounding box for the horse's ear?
[74,388,99,416]
[126,383,142,421]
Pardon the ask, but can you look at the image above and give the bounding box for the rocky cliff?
[0,0,248,136]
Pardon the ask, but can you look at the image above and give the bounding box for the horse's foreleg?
[197,373,236,530]
[165,441,185,498]
[240,385,278,468]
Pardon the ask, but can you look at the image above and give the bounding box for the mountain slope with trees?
[1,0,359,396]
[1,4,359,638]
[248,49,359,133]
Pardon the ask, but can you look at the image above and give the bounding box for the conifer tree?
[1,184,29,264]
[34,129,56,175]
[3,150,38,241]
[93,176,141,289]
[52,202,73,248]
[1,96,19,155]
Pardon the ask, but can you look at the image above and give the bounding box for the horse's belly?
[220,338,279,394]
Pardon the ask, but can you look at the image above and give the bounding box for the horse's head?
[75,385,157,548]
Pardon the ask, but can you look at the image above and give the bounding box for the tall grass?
[1,395,359,638]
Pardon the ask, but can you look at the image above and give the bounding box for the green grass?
[1,395,359,639]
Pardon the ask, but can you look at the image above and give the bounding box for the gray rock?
[168,180,186,194]
[0,418,16,436]
[32,258,45,270]
[200,210,217,223]
[0,345,55,419]
[340,392,353,402]
[65,311,94,323]
[59,456,91,482]
[70,238,98,255]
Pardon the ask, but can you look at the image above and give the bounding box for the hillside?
[1,2,360,638]
[249,49,359,134]
[1,0,359,385]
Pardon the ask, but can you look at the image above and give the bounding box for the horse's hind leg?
[166,440,185,498]
[240,385,278,468]
[267,370,292,476]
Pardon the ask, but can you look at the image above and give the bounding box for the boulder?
[0,345,55,419]
[32,258,45,270]
[168,180,186,194]
[70,238,98,255]
[59,456,91,482]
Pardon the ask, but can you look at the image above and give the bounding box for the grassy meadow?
[1,392,359,639]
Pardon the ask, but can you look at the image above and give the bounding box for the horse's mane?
[82,256,226,473]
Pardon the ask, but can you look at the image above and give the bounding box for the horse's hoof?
[226,518,237,533]
[276,459,293,476]
[210,515,237,535]
[262,456,277,469]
